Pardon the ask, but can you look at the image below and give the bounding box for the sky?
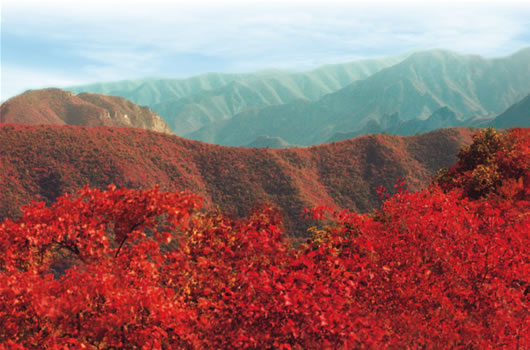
[1,0,530,101]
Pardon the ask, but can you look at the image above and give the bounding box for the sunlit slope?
[0,89,171,133]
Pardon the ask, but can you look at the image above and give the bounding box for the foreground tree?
[1,128,528,348]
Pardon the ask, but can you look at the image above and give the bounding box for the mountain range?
[1,47,527,232]
[67,48,530,146]
[67,55,405,136]
[2,86,526,150]
[0,124,474,236]
[0,88,171,133]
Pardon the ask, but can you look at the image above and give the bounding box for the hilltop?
[0,89,171,133]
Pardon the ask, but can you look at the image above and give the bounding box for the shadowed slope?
[491,94,530,128]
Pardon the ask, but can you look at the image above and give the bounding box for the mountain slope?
[245,135,294,148]
[330,94,530,142]
[329,107,462,142]
[490,94,530,128]
[68,56,405,135]
[0,89,171,133]
[321,48,530,122]
[149,80,302,135]
[190,48,530,146]
[0,124,474,235]
[188,99,343,146]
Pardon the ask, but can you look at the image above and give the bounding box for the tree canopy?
[1,128,528,349]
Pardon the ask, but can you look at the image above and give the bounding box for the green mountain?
[244,135,294,148]
[67,48,529,146]
[330,94,530,142]
[329,107,462,141]
[67,73,249,106]
[188,99,341,145]
[320,48,530,120]
[490,94,530,128]
[68,56,405,135]
[189,48,530,146]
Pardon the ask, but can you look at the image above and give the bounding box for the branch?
[57,240,85,263]
[114,222,142,258]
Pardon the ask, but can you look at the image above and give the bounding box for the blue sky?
[2,0,530,101]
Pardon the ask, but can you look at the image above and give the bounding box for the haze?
[2,0,530,101]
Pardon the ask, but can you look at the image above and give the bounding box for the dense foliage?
[0,124,473,235]
[436,127,529,200]
[1,128,528,348]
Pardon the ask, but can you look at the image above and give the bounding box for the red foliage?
[1,186,201,348]
[0,89,171,133]
[1,128,527,348]
[0,123,474,235]
[305,187,529,348]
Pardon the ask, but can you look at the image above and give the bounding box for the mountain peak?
[428,106,458,121]
[1,89,171,133]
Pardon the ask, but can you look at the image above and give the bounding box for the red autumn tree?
[0,186,203,348]
[1,128,528,349]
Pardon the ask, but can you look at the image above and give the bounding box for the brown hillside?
[0,88,171,133]
[0,124,474,236]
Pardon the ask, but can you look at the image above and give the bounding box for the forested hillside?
[0,124,473,234]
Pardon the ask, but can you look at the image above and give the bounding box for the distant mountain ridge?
[68,55,406,135]
[63,48,530,146]
[245,135,294,148]
[189,48,530,146]
[0,124,474,235]
[319,48,530,121]
[329,106,462,141]
[0,89,171,133]
[490,94,530,128]
[329,93,530,142]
